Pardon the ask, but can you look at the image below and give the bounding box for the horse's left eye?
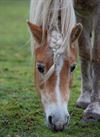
[70,64,76,72]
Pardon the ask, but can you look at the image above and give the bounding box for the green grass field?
[0,0,100,137]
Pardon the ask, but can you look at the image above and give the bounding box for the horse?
[28,0,100,131]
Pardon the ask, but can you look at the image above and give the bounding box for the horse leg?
[76,15,93,109]
[76,59,92,109]
[83,7,100,121]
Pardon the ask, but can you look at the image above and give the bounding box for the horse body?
[28,0,100,131]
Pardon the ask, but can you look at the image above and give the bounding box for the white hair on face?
[29,0,76,54]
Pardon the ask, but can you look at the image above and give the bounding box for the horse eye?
[37,63,46,74]
[70,64,76,72]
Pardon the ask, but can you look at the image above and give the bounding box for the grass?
[0,0,100,137]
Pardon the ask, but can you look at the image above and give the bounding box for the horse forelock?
[30,0,76,54]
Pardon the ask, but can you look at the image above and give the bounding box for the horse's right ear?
[27,21,47,44]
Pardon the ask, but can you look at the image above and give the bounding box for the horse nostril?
[67,115,70,121]
[65,115,70,126]
[65,115,70,120]
[48,115,53,125]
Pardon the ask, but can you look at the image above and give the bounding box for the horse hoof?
[83,102,100,122]
[76,93,91,109]
[82,113,100,122]
[81,117,98,123]
[76,101,89,109]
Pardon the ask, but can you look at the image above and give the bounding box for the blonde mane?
[29,0,76,54]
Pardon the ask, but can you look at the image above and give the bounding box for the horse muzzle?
[47,113,70,131]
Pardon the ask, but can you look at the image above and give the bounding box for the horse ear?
[27,21,47,44]
[70,23,83,43]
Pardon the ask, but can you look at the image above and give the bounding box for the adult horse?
[28,0,100,131]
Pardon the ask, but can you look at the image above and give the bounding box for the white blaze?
[55,56,64,106]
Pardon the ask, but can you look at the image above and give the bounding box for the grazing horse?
[28,0,100,131]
